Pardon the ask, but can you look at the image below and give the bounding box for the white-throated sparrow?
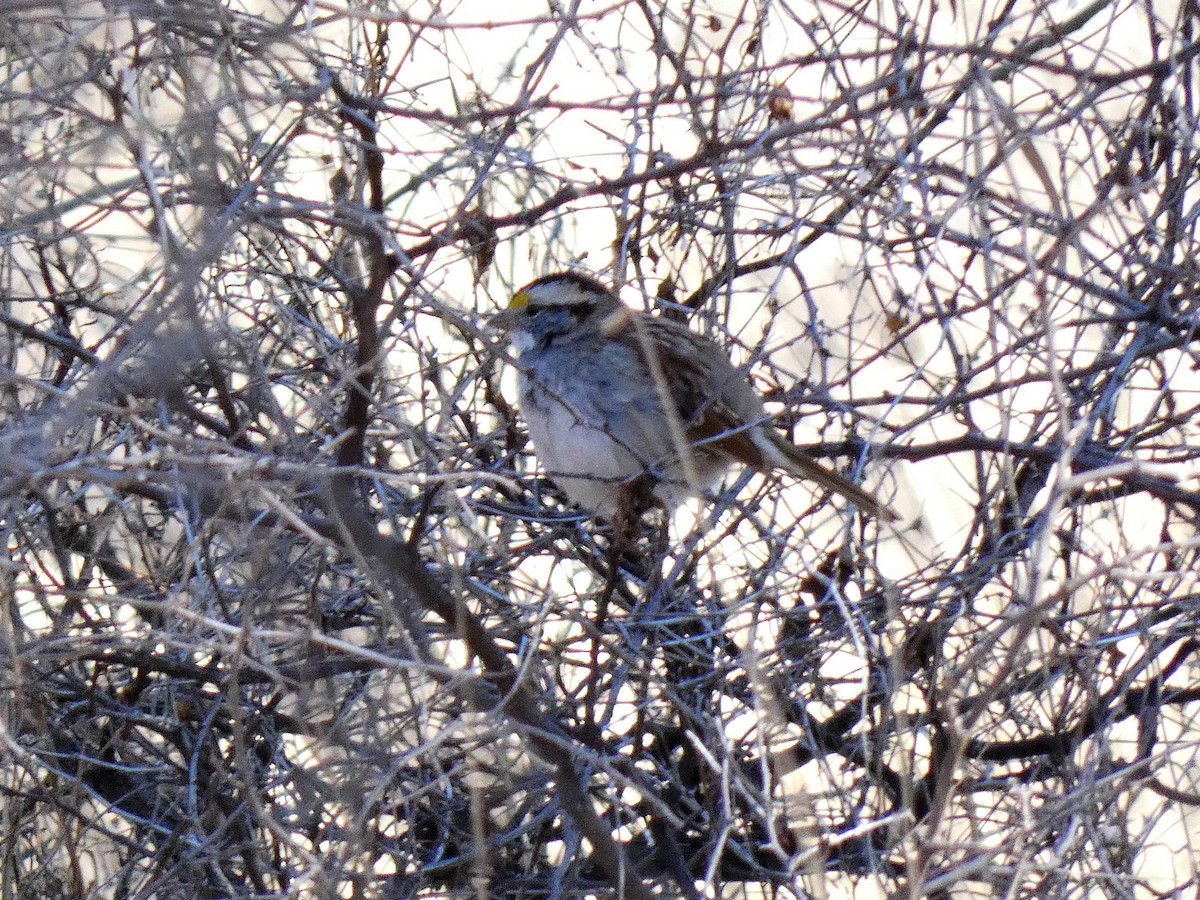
[494,272,894,520]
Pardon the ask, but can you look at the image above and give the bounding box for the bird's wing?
[636,317,895,519]
[634,317,770,467]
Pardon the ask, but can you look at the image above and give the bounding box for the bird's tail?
[754,431,897,520]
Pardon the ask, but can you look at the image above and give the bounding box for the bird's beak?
[490,290,529,332]
[489,307,521,332]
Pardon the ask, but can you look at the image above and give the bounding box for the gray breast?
[517,333,728,513]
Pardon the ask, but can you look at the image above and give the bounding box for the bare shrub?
[2,1,1198,897]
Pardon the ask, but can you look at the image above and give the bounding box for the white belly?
[518,344,727,516]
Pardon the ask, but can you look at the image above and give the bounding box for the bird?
[493,271,894,521]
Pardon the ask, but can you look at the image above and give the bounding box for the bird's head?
[494,272,631,353]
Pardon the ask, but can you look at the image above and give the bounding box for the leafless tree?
[2,0,1199,897]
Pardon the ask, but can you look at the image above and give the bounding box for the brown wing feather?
[625,314,895,519]
[639,319,760,430]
